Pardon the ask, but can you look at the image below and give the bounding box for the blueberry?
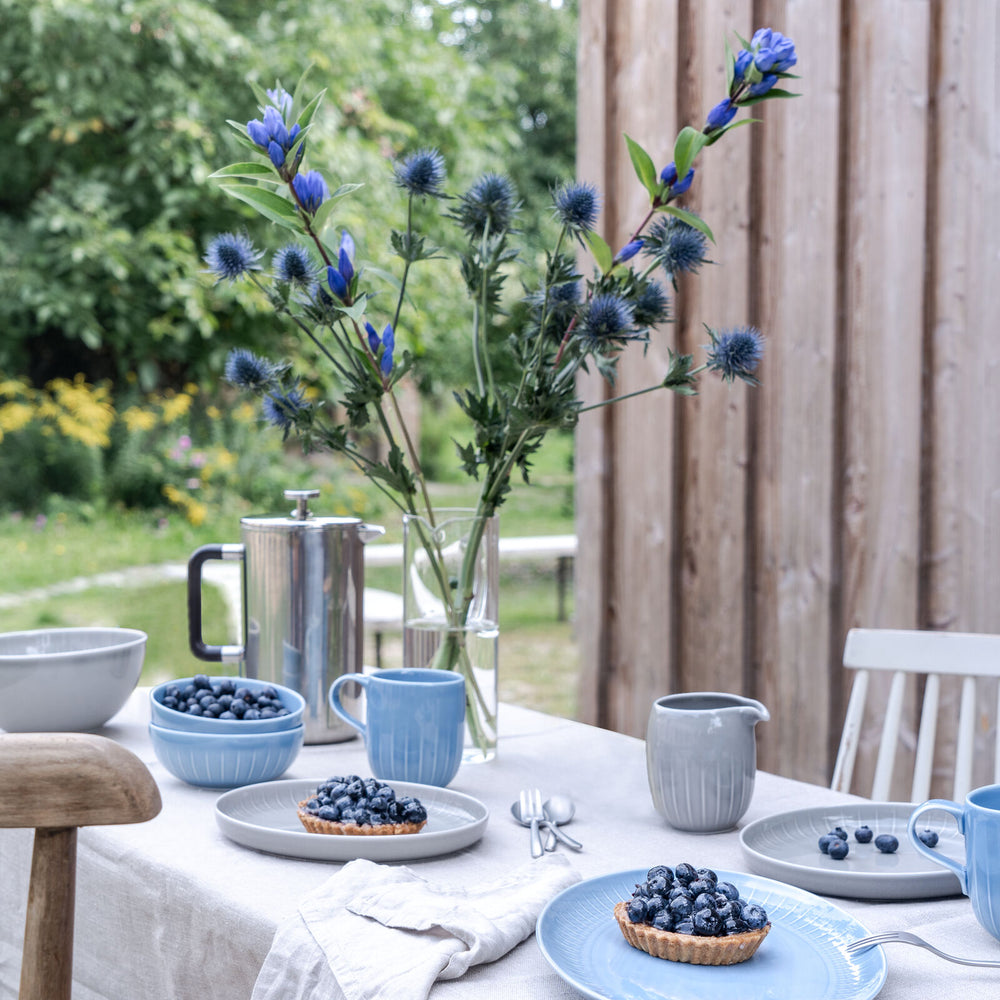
[688,878,714,897]
[668,886,692,903]
[854,825,873,843]
[626,897,648,922]
[193,674,211,690]
[818,834,837,855]
[830,826,848,841]
[218,711,236,720]
[163,696,179,709]
[723,916,747,935]
[229,699,246,717]
[219,679,236,695]
[647,865,673,882]
[715,899,735,921]
[234,687,253,702]
[695,868,718,886]
[243,708,261,721]
[317,806,338,821]
[874,834,899,854]
[668,895,693,919]
[828,838,849,860]
[715,881,740,901]
[673,918,695,936]
[651,910,675,931]
[674,862,697,885]
[647,875,669,896]
[692,908,721,936]
[693,892,717,912]
[918,829,939,848]
[643,894,666,916]
[741,903,768,930]
[187,704,203,715]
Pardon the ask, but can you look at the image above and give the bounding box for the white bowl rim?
[0,626,147,662]
[148,720,305,742]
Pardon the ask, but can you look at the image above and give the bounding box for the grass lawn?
[0,429,580,719]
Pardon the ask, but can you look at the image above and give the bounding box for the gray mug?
[646,692,769,833]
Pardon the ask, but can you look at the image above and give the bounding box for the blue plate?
[536,868,887,1000]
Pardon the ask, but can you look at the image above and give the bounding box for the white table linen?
[1,691,997,999]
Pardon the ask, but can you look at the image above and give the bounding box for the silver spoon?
[542,794,583,851]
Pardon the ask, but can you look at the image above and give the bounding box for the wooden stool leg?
[21,827,76,1000]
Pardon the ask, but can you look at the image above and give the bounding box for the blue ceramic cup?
[908,784,1000,941]
[328,669,465,787]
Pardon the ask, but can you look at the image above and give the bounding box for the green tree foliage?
[0,0,577,393]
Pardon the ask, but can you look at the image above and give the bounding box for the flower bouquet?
[204,28,798,760]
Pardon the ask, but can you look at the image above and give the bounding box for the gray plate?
[215,778,488,862]
[740,801,963,900]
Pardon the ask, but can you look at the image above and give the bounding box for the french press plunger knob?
[285,488,320,520]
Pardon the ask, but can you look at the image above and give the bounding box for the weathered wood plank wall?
[575,0,1000,797]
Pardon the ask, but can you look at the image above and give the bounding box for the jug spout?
[739,699,770,727]
[359,523,386,544]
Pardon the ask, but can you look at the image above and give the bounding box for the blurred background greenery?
[0,0,580,718]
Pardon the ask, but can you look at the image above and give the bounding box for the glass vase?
[402,509,499,762]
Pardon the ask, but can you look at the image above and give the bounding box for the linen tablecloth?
[0,691,996,999]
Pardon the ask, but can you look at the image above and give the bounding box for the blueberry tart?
[614,864,770,965]
[297,775,428,836]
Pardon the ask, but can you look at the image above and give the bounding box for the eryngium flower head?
[273,244,316,286]
[581,293,636,342]
[292,170,329,214]
[643,215,709,278]
[394,148,446,197]
[224,349,277,391]
[705,326,764,384]
[553,181,600,232]
[204,233,263,282]
[632,279,671,328]
[453,172,518,238]
[263,387,308,431]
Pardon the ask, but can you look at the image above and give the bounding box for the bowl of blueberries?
[147,674,305,788]
[0,626,147,733]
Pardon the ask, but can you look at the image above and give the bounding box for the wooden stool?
[0,733,162,1000]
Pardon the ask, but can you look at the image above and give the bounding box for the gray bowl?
[0,627,147,732]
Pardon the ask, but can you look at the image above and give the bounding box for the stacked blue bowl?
[148,675,305,788]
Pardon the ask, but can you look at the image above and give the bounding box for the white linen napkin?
[251,855,580,1000]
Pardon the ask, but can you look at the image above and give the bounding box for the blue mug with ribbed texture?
[329,669,465,787]
[908,784,1000,941]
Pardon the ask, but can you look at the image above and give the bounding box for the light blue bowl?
[149,676,305,734]
[148,721,304,788]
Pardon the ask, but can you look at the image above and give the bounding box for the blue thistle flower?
[292,170,329,214]
[224,349,277,391]
[553,182,600,232]
[394,148,446,197]
[704,326,764,384]
[582,293,636,342]
[273,245,316,286]
[262,388,308,431]
[643,216,709,278]
[453,172,518,238]
[204,232,263,282]
[550,280,580,307]
[633,279,671,328]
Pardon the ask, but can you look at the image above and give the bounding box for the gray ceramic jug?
[646,691,769,833]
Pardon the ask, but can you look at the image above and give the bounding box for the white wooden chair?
[0,733,161,1000]
[831,628,1000,801]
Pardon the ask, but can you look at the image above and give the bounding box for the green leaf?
[672,127,710,181]
[583,230,614,274]
[659,205,715,244]
[702,116,759,147]
[208,162,281,182]
[217,184,300,229]
[295,87,327,130]
[624,133,659,197]
[738,90,801,107]
[725,37,735,94]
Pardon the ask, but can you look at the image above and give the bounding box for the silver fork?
[846,931,1000,968]
[519,788,545,858]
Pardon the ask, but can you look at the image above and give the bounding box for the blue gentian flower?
[706,99,738,130]
[224,349,276,391]
[273,245,315,286]
[292,170,329,214]
[733,48,753,82]
[263,388,308,431]
[614,239,644,265]
[246,103,302,168]
[394,148,446,197]
[365,321,380,354]
[553,181,600,232]
[364,322,395,375]
[265,86,293,119]
[643,215,709,277]
[751,28,797,73]
[204,232,263,282]
[582,293,636,342]
[704,326,764,384]
[326,232,355,302]
[748,74,778,98]
[453,172,518,238]
[659,162,695,197]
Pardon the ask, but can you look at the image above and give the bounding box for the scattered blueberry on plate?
[917,828,939,848]
[874,833,899,854]
[854,825,873,843]
[827,839,849,860]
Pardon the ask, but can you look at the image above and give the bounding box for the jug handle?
[188,544,244,663]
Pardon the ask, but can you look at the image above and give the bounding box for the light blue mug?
[908,783,1000,941]
[328,669,465,787]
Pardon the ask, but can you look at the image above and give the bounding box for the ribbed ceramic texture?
[148,722,303,788]
[214,777,488,861]
[149,676,305,733]
[535,868,887,1000]
[649,748,754,832]
[0,627,146,732]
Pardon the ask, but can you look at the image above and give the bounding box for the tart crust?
[613,901,770,966]
[297,803,426,836]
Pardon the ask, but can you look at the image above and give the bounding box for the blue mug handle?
[328,674,370,739]
[907,799,968,894]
